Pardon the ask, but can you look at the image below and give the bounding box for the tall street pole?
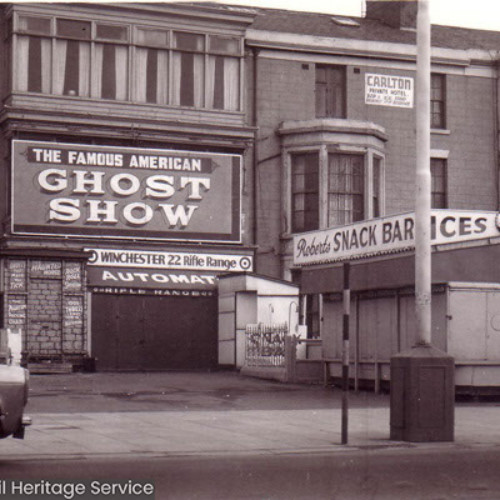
[390,0,455,443]
[415,0,432,346]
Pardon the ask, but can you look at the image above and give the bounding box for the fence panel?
[245,323,288,367]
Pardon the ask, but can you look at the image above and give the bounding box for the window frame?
[431,157,448,209]
[315,64,347,119]
[285,146,385,234]
[290,151,320,233]
[431,73,446,130]
[11,11,244,112]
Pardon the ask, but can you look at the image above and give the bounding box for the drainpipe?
[494,58,500,210]
[252,47,260,249]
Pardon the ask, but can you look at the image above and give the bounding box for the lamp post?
[389,0,454,443]
[415,0,432,347]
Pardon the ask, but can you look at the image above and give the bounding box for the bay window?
[12,13,243,112]
[289,149,384,233]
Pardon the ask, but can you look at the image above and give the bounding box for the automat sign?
[11,140,241,242]
[294,210,500,266]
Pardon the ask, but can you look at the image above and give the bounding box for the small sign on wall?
[7,297,27,327]
[8,260,26,292]
[365,73,414,108]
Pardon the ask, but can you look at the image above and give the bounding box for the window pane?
[54,39,90,96]
[316,65,346,118]
[95,43,128,100]
[135,48,168,104]
[172,52,204,107]
[207,55,240,111]
[56,19,91,39]
[209,35,239,54]
[18,36,51,93]
[97,24,128,41]
[291,153,319,232]
[28,37,42,92]
[174,32,204,51]
[328,154,364,226]
[431,159,447,208]
[137,29,168,47]
[431,74,446,129]
[18,16,51,34]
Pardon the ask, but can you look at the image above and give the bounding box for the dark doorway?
[91,294,218,370]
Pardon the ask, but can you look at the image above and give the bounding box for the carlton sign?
[294,210,500,266]
[365,73,414,108]
[11,140,241,242]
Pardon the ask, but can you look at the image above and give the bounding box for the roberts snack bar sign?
[294,210,500,266]
[12,140,241,242]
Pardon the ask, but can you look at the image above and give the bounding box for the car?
[0,364,31,439]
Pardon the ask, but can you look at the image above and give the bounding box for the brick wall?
[27,278,62,356]
[255,57,315,276]
[4,258,87,361]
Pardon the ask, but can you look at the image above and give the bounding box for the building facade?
[0,2,256,370]
[1,1,500,373]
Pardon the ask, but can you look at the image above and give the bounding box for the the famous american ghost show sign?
[294,210,500,266]
[12,140,241,242]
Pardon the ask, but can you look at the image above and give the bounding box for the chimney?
[365,0,418,29]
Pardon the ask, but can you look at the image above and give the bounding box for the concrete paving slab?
[1,371,498,462]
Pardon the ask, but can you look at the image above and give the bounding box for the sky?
[198,0,500,31]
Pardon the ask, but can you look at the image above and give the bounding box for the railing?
[245,323,288,367]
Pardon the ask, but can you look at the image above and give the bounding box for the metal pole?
[341,262,350,444]
[415,0,432,346]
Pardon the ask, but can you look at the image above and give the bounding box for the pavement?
[2,370,500,460]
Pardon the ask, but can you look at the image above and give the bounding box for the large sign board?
[294,210,500,266]
[12,140,241,243]
[365,73,414,108]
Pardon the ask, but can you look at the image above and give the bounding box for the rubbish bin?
[390,344,454,442]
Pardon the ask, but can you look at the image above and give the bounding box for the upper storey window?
[315,65,346,119]
[290,151,382,233]
[431,74,446,129]
[54,19,91,97]
[12,13,243,112]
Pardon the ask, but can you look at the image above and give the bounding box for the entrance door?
[92,294,218,370]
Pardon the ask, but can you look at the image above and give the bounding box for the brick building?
[1,1,500,373]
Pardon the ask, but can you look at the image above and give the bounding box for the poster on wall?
[11,141,242,243]
[7,297,27,327]
[8,260,26,292]
[365,73,414,108]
